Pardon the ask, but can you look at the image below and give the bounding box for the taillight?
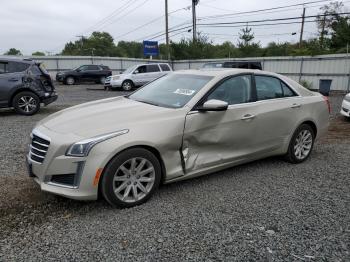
[323,96,331,114]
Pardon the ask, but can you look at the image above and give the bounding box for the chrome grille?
[30,134,50,164]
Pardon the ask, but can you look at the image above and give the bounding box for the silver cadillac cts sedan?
[27,69,330,207]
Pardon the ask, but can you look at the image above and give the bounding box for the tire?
[65,76,75,85]
[121,80,134,91]
[100,76,106,84]
[101,148,161,208]
[285,124,315,163]
[13,91,40,116]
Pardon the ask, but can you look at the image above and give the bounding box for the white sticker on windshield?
[174,89,196,96]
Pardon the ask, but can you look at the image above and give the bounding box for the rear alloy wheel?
[13,91,40,116]
[100,76,106,84]
[65,76,75,85]
[285,124,315,163]
[101,148,161,208]
[121,80,133,91]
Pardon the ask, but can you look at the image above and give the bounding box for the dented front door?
[182,103,261,173]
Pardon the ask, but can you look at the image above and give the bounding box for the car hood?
[39,96,184,138]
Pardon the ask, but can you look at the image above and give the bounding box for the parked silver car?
[27,69,329,207]
[105,63,172,91]
[340,93,350,118]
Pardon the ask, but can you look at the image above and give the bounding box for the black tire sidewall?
[13,91,40,116]
[287,124,315,163]
[101,148,161,208]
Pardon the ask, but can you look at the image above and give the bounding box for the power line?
[197,0,332,21]
[197,12,350,26]
[113,6,191,41]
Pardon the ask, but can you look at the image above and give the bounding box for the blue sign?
[143,41,159,56]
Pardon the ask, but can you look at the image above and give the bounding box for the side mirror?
[76,69,81,72]
[197,99,228,112]
[133,70,139,74]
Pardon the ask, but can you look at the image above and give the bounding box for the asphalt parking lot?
[0,84,349,261]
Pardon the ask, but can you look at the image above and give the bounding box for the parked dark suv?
[56,65,112,85]
[0,58,57,115]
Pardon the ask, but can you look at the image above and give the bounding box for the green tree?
[62,32,121,57]
[237,27,262,57]
[316,1,348,48]
[32,51,45,56]
[4,48,22,56]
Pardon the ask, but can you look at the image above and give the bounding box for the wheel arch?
[9,88,37,107]
[97,145,167,198]
[300,120,318,137]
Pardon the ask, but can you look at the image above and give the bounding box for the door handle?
[291,103,301,108]
[241,114,256,120]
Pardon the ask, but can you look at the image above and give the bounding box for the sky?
[0,0,349,55]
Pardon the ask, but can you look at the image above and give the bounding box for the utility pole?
[320,13,326,48]
[165,0,170,60]
[299,7,306,48]
[192,0,199,42]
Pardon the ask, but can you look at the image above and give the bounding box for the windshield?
[129,73,213,108]
[123,65,137,74]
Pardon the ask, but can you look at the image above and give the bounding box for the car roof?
[176,68,277,77]
[0,57,35,64]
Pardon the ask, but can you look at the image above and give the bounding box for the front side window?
[206,75,253,105]
[78,65,89,71]
[129,73,213,108]
[281,82,296,97]
[135,65,147,74]
[146,64,160,73]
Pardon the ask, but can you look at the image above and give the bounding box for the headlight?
[344,95,350,102]
[66,129,129,157]
[112,76,120,80]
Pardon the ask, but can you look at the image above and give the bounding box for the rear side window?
[256,75,296,100]
[87,65,100,70]
[7,62,30,73]
[146,64,160,73]
[159,64,171,71]
[281,82,296,97]
[101,65,110,70]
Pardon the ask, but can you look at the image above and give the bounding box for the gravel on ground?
[0,84,349,261]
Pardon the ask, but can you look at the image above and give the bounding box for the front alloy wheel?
[121,80,133,91]
[101,148,161,208]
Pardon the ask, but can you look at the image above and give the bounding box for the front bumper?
[340,99,350,117]
[109,79,123,88]
[26,127,108,201]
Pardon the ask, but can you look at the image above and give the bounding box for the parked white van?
[105,63,172,91]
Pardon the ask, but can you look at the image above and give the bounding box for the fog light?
[44,92,50,97]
